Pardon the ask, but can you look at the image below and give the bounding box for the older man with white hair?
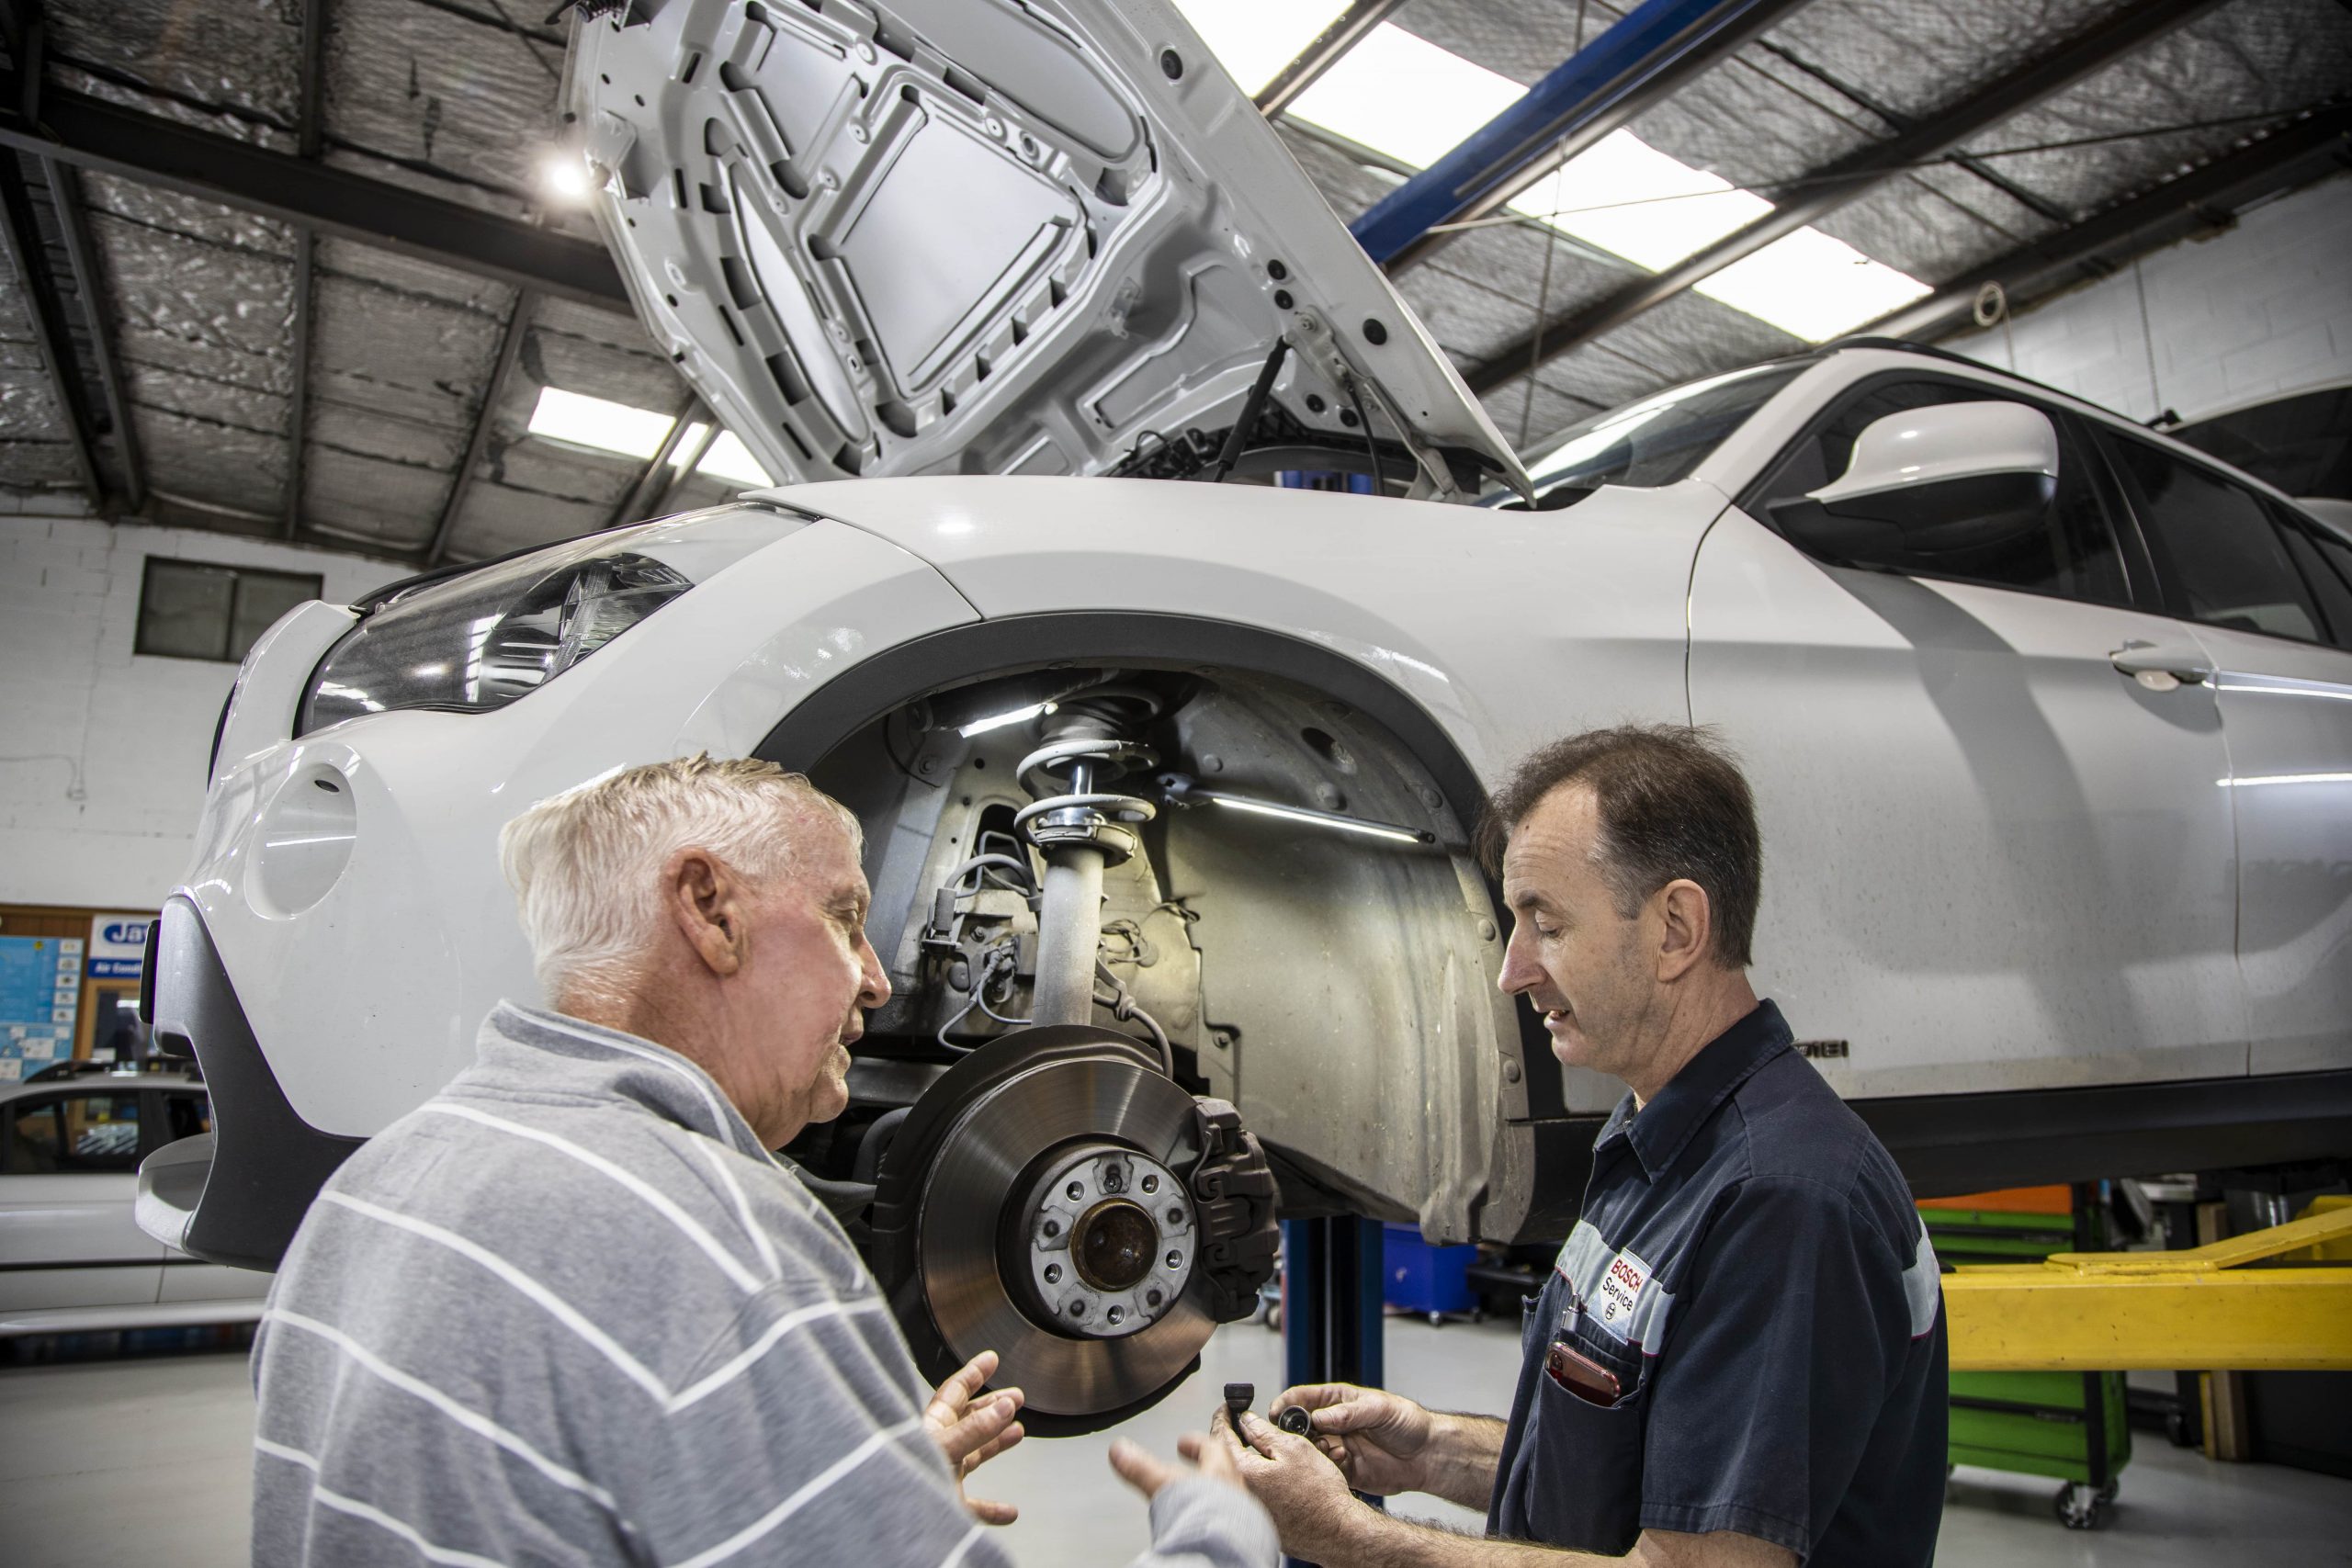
[251,753,1274,1567]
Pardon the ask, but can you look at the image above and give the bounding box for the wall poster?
[0,933,82,1081]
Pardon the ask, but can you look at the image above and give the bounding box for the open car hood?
[566,0,1527,500]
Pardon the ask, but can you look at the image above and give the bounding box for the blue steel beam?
[1346,0,1813,272]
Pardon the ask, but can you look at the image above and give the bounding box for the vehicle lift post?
[1943,1196,2352,1373]
[1940,1192,2352,1521]
[1281,1216,1387,1568]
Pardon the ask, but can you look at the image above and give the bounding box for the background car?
[2,1064,266,1337]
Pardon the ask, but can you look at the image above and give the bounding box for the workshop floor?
[3,1317,2344,1566]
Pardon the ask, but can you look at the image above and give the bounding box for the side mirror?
[1774,401,2059,562]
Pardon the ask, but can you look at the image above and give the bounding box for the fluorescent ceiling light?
[1288,23,1521,168]
[1696,228,1933,343]
[527,390,776,487]
[1172,0,1354,96]
[696,429,774,488]
[527,388,675,459]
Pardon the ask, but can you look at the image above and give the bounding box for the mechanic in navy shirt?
[1207,726,1947,1567]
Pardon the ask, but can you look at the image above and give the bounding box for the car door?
[0,1087,165,1317]
[1687,372,2245,1100]
[2095,431,2352,1077]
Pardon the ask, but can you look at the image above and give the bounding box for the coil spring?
[1013,687,1163,848]
[1012,736,1159,845]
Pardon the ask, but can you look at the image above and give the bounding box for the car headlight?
[296,505,807,734]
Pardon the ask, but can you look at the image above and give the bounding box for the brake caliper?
[1186,1098,1281,1321]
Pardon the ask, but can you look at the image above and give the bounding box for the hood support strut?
[1207,339,1294,485]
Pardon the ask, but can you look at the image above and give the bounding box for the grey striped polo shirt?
[252,1001,1274,1568]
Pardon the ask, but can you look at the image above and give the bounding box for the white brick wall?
[1944,173,2352,424]
[0,514,400,908]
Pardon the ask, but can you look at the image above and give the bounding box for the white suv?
[135,0,2352,1429]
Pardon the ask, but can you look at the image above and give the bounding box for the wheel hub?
[1017,1145,1195,1337]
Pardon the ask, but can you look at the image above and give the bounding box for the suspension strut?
[1015,689,1162,1029]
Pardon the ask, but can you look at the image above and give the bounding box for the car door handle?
[2110,641,2213,689]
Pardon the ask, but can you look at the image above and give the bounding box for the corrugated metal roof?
[3,0,2345,557]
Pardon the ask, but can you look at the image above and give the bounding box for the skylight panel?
[1283,30,1765,274]
[1696,229,1932,342]
[1510,131,1770,271]
[1173,0,1355,96]
[527,388,677,459]
[1223,17,1938,347]
[1286,23,1522,169]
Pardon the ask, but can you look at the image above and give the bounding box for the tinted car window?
[165,1093,213,1141]
[2167,386,2352,500]
[2105,436,2324,643]
[2273,506,2352,651]
[1752,378,2131,607]
[6,1092,142,1173]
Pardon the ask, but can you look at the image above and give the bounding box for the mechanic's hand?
[924,1349,1025,1525]
[1272,1382,1436,1495]
[1107,1418,1250,1502]
[1206,1408,1369,1563]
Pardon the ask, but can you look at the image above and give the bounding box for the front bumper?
[137,897,363,1270]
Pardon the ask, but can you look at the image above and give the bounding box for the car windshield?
[1509,363,1807,505]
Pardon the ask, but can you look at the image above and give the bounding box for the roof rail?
[1824,336,2109,412]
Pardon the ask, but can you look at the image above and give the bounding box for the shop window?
[135,558,324,663]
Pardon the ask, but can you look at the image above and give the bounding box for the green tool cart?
[1920,1183,2132,1529]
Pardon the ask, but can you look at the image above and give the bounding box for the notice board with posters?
[0,933,82,1082]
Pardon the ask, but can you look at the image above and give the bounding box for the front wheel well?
[757,613,1559,1242]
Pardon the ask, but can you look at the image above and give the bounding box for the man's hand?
[1207,1408,1369,1564]
[923,1349,1024,1525]
[1273,1382,1437,1496]
[1106,1417,1250,1501]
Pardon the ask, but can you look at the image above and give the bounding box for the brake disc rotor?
[866,1023,1275,1435]
[919,1049,1215,1422]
